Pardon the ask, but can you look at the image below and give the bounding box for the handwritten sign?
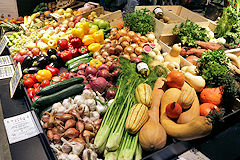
[0,35,8,55]
[0,65,14,79]
[9,62,22,98]
[4,111,40,144]
[0,55,13,66]
[178,148,210,160]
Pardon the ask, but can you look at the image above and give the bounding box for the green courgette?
[36,77,83,96]
[67,58,92,71]
[65,52,93,66]
[32,84,85,109]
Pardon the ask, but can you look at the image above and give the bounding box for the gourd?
[135,83,152,107]
[177,85,195,109]
[139,78,167,151]
[164,54,180,65]
[160,88,212,141]
[125,103,149,134]
[184,72,206,92]
[169,44,181,57]
[166,70,185,89]
[181,66,197,75]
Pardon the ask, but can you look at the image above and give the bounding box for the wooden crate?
[160,5,210,28]
[99,10,123,26]
[135,6,186,35]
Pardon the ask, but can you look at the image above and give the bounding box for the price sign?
[50,13,63,19]
[0,35,8,55]
[178,148,210,160]
[0,65,14,79]
[0,55,13,66]
[9,62,22,98]
[4,111,40,144]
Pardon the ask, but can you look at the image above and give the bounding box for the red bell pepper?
[60,50,72,62]
[45,65,59,76]
[68,35,75,41]
[69,48,79,58]
[57,38,68,51]
[70,37,82,48]
[68,44,74,50]
[78,46,89,55]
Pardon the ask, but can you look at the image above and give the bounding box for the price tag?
[50,13,63,19]
[9,62,22,98]
[0,55,13,66]
[0,65,14,79]
[3,111,40,144]
[178,148,210,160]
[0,35,8,55]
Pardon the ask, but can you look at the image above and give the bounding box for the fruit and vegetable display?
[4,3,240,160]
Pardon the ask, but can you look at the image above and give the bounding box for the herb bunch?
[124,8,155,35]
[173,20,209,47]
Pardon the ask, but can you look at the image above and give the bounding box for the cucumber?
[69,67,79,73]
[67,58,92,71]
[39,105,52,118]
[32,84,85,109]
[65,52,93,66]
[36,77,83,96]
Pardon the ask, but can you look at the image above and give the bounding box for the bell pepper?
[88,43,101,52]
[45,65,59,76]
[81,21,90,34]
[82,35,95,46]
[47,40,57,49]
[69,48,79,58]
[41,34,51,43]
[57,38,68,51]
[69,35,75,41]
[93,31,104,43]
[72,27,84,39]
[89,28,98,34]
[36,69,52,82]
[60,50,72,62]
[89,59,102,69]
[70,37,82,48]
[68,44,74,50]
[78,46,89,55]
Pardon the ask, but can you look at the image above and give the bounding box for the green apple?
[12,32,18,38]
[94,19,102,26]
[66,8,73,13]
[98,20,110,29]
[91,25,99,30]
[8,42,13,47]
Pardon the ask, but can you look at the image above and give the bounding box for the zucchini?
[36,77,83,96]
[32,84,85,109]
[67,58,92,71]
[39,105,52,118]
[66,52,93,66]
[69,67,79,73]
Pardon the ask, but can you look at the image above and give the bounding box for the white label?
[154,8,163,14]
[4,111,40,144]
[0,65,14,79]
[0,55,12,66]
[50,13,62,19]
[10,62,22,98]
[178,148,210,160]
[0,35,9,55]
[137,62,149,72]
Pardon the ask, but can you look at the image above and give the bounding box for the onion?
[130,53,137,58]
[93,51,100,58]
[106,61,112,66]
[130,43,138,49]
[97,69,111,80]
[110,62,120,72]
[124,46,134,54]
[123,36,131,42]
[115,45,123,54]
[85,66,97,76]
[98,64,109,71]
[122,54,131,60]
[110,28,118,35]
[118,37,125,43]
[110,40,118,48]
[136,33,141,37]
[118,29,128,37]
[68,72,77,79]
[89,77,108,93]
[104,38,111,44]
[104,43,111,50]
[132,37,140,43]
[138,42,145,48]
[128,31,136,38]
[121,41,130,48]
[106,56,113,62]
[99,57,105,63]
[102,51,109,58]
[84,84,92,90]
[135,47,143,55]
[78,63,88,70]
[77,70,85,76]
[147,33,155,42]
[108,47,115,55]
[140,36,148,43]
[106,87,117,100]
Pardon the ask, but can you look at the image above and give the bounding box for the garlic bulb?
[85,99,96,111]
[90,111,100,122]
[74,95,85,104]
[96,102,107,115]
[52,102,63,113]
[63,98,74,107]
[82,89,96,99]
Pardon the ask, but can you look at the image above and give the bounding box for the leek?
[134,143,142,160]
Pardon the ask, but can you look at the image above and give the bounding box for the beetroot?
[89,77,108,93]
[97,69,111,80]
[85,66,97,76]
[106,87,117,100]
[78,63,88,70]
[98,64,109,71]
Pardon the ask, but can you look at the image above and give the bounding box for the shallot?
[76,121,85,133]
[64,119,76,130]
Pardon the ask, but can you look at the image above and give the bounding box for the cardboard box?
[135,6,186,35]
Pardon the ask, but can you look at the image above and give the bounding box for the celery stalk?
[134,143,142,160]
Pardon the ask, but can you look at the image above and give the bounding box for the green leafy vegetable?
[173,20,209,47]
[124,8,155,35]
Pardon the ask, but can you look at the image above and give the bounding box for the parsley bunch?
[173,20,209,47]
[124,8,155,35]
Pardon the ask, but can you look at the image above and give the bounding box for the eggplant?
[48,61,61,68]
[49,53,64,68]
[47,48,57,56]
[23,67,40,74]
[32,55,39,61]
[32,56,50,68]
[21,56,33,70]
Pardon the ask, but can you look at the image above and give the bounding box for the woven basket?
[56,0,76,9]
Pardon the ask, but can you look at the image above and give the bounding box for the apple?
[13,54,24,63]
[54,27,60,34]
[64,12,72,18]
[60,27,67,32]
[76,16,82,22]
[66,8,73,13]
[68,22,75,28]
[74,19,80,24]
[62,24,68,29]
[32,47,40,56]
[69,17,76,22]
[53,22,59,28]
[62,20,69,25]
[19,49,28,56]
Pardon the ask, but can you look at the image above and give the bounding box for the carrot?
[114,21,124,29]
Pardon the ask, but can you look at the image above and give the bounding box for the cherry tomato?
[200,103,219,116]
[60,77,67,81]
[41,80,50,87]
[23,74,32,80]
[28,90,34,98]
[60,72,69,78]
[23,78,35,88]
[32,96,40,102]
[32,73,38,82]
[33,83,40,88]
[27,88,34,93]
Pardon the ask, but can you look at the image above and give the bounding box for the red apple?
[19,49,28,56]
[69,17,76,22]
[166,102,182,119]
[32,47,40,56]
[68,22,75,28]
[62,24,68,29]
[13,54,24,63]
[76,16,82,22]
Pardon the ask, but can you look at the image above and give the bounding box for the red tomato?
[32,73,38,82]
[41,80,50,87]
[50,81,57,85]
[28,90,34,98]
[200,103,219,116]
[34,87,42,95]
[23,78,35,88]
[27,88,34,93]
[60,77,67,81]
[33,83,40,88]
[23,74,32,80]
[60,72,69,78]
[32,96,40,102]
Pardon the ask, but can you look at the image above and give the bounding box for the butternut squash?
[169,44,181,57]
[160,88,212,141]
[164,54,180,65]
[184,72,206,92]
[139,78,167,151]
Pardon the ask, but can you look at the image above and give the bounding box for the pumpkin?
[166,70,185,89]
[135,83,152,107]
[125,103,149,134]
